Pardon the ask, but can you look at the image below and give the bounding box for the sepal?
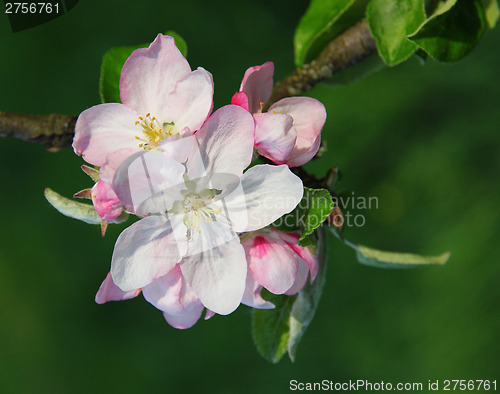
[45,188,129,227]
[81,165,100,183]
[73,188,92,199]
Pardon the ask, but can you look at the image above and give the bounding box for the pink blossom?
[231,62,326,167]
[90,180,123,222]
[241,228,318,308]
[109,105,304,316]
[73,34,214,185]
[95,267,206,330]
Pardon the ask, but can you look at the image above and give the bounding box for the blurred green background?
[1,1,499,392]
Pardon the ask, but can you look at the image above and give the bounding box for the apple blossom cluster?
[69,34,326,329]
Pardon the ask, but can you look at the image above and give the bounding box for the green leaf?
[329,227,450,268]
[367,0,427,65]
[99,31,188,104]
[252,229,327,363]
[81,164,100,183]
[288,228,327,361]
[480,0,500,28]
[297,232,316,248]
[294,0,359,67]
[356,245,451,268]
[252,291,296,363]
[408,0,487,62]
[45,188,129,225]
[273,187,334,241]
[99,44,146,104]
[424,0,457,17]
[45,187,102,224]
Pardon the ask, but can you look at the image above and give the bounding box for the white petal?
[180,237,247,315]
[163,303,204,329]
[284,258,310,295]
[111,215,186,291]
[287,134,321,168]
[239,62,274,113]
[99,147,138,184]
[224,164,303,232]
[187,105,254,179]
[165,68,214,133]
[142,265,200,315]
[120,34,191,118]
[158,129,197,164]
[242,269,275,309]
[180,210,238,257]
[95,272,141,304]
[113,150,186,215]
[268,97,326,141]
[254,113,297,163]
[73,103,139,167]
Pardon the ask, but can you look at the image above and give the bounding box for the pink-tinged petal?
[230,91,249,112]
[204,309,215,320]
[113,150,186,215]
[163,302,204,329]
[244,234,299,294]
[253,113,297,163]
[99,147,138,184]
[143,265,200,314]
[95,272,141,304]
[73,103,140,167]
[224,164,303,233]
[268,97,326,141]
[158,129,197,163]
[111,215,185,292]
[268,97,326,167]
[91,180,122,221]
[239,62,274,113]
[180,237,247,315]
[119,34,191,117]
[270,228,300,244]
[286,134,321,168]
[271,228,319,281]
[284,258,309,295]
[289,240,319,282]
[187,105,254,179]
[164,68,214,133]
[241,268,274,309]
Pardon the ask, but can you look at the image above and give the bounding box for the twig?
[0,111,76,151]
[267,19,376,107]
[0,19,376,150]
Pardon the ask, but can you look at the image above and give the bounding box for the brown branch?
[0,19,376,150]
[0,111,77,150]
[267,19,376,107]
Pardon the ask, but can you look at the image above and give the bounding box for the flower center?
[134,113,178,150]
[170,180,222,241]
[183,189,222,240]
